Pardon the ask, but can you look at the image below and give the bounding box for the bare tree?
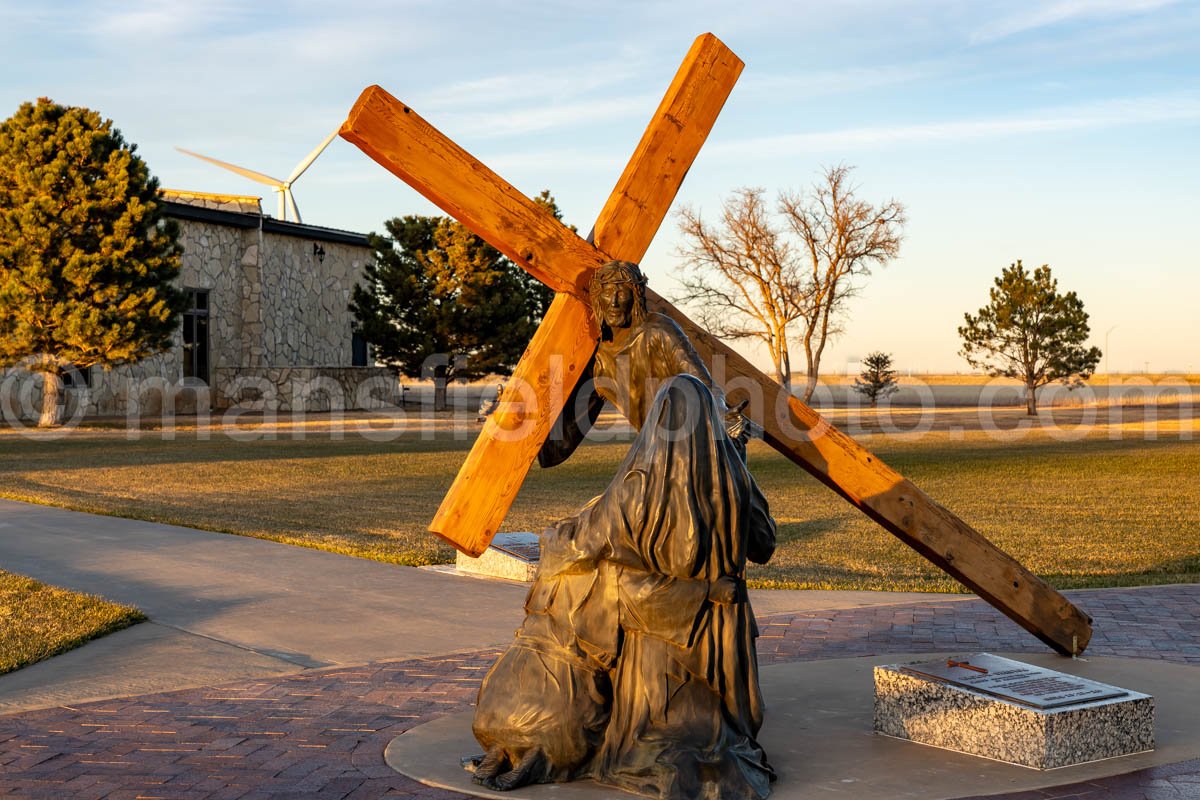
[781,165,906,402]
[676,188,810,387]
[675,167,905,400]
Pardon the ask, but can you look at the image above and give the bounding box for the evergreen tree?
[350,191,563,408]
[958,261,1101,415]
[853,351,899,407]
[0,98,184,426]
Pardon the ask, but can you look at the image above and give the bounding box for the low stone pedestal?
[874,653,1154,769]
[454,532,540,582]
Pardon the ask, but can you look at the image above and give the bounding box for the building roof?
[160,198,371,248]
[159,188,263,215]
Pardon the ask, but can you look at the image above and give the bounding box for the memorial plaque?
[901,653,1128,710]
[490,532,540,563]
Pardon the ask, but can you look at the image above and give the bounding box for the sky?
[2,0,1197,375]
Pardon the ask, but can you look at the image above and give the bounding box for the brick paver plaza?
[3,585,1199,799]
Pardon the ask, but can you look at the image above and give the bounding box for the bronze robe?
[591,375,775,800]
[592,312,719,429]
[538,312,723,468]
[477,375,775,798]
[546,375,775,798]
[472,511,618,784]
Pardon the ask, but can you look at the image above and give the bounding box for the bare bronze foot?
[472,747,508,785]
[483,747,544,791]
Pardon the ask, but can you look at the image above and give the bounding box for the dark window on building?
[351,328,368,367]
[182,288,210,384]
[63,365,92,388]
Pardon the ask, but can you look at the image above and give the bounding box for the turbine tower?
[175,129,338,223]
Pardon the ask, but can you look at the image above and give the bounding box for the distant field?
[803,375,1200,409]
[815,373,1200,385]
[406,373,1200,388]
[0,406,1195,593]
[376,375,1200,413]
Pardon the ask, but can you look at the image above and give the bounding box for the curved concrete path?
[0,498,954,712]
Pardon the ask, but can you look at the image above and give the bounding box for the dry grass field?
[0,570,144,674]
[815,373,1200,385]
[1,401,1194,594]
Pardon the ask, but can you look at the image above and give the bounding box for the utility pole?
[1105,325,1118,377]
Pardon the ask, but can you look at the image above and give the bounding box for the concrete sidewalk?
[0,498,956,712]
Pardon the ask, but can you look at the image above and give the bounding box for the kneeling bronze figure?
[473,375,776,799]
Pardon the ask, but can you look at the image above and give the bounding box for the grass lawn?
[0,409,1195,593]
[0,570,145,675]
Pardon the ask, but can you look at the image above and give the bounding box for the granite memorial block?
[874,653,1154,769]
[455,532,540,582]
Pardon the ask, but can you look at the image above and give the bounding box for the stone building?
[1,190,396,420]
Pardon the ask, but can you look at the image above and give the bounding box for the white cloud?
[420,52,646,111]
[710,94,1200,158]
[88,0,239,39]
[483,147,623,175]
[434,92,660,138]
[740,63,935,99]
[970,0,1180,44]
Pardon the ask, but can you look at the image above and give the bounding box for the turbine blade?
[175,147,285,187]
[286,128,338,184]
[286,189,301,224]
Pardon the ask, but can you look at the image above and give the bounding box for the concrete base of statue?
[383,653,1197,800]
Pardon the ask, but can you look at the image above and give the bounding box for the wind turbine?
[175,129,338,224]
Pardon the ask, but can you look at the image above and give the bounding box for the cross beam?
[340,34,1093,656]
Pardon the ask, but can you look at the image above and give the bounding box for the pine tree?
[853,351,899,407]
[958,261,1101,415]
[349,191,562,409]
[0,98,184,426]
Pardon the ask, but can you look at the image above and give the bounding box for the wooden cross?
[340,34,1092,657]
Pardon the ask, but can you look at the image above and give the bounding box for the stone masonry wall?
[212,367,400,412]
[255,236,366,369]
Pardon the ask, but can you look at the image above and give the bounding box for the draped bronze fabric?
[471,515,616,785]
[591,313,723,432]
[538,311,724,469]
[473,375,776,798]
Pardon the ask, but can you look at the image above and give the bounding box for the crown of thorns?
[590,260,648,289]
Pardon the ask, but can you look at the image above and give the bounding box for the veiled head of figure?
[590,260,648,337]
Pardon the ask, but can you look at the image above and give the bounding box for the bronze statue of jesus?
[540,260,748,468]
